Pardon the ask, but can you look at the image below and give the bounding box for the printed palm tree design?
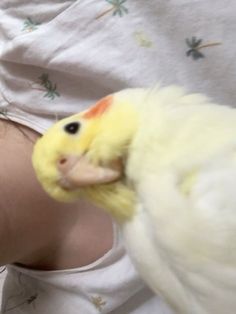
[30,73,60,100]
[134,31,153,48]
[3,294,38,312]
[96,0,128,19]
[186,37,221,60]
[2,273,38,313]
[38,73,60,100]
[91,296,106,312]
[22,17,40,32]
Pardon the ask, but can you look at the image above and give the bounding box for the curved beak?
[57,155,122,189]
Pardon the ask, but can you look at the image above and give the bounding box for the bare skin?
[0,120,113,270]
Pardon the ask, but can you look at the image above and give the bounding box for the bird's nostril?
[59,158,67,165]
[57,155,79,174]
[57,157,69,171]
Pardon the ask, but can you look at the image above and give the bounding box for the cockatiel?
[33,86,236,314]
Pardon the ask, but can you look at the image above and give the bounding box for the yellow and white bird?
[33,86,236,314]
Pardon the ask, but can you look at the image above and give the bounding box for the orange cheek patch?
[82,95,113,119]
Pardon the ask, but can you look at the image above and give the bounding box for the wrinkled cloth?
[0,0,236,313]
[0,1,235,133]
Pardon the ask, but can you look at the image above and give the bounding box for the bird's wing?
[129,144,236,313]
[138,143,236,262]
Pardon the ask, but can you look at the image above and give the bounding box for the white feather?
[120,87,236,314]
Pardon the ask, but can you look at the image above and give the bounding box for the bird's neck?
[84,182,136,223]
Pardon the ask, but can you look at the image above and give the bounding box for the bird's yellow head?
[32,90,141,221]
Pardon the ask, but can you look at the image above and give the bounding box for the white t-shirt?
[1,226,172,314]
[1,0,236,313]
[1,0,236,134]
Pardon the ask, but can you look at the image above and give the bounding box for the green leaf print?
[22,17,40,32]
[37,74,60,100]
[186,37,222,60]
[96,0,128,19]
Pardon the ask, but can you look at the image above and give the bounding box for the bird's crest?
[82,95,113,119]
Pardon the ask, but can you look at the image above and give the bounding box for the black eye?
[64,122,80,134]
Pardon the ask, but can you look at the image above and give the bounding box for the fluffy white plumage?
[33,86,236,314]
[121,88,236,313]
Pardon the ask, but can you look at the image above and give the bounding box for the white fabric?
[1,1,236,133]
[0,0,236,313]
[1,226,172,314]
[0,269,6,307]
